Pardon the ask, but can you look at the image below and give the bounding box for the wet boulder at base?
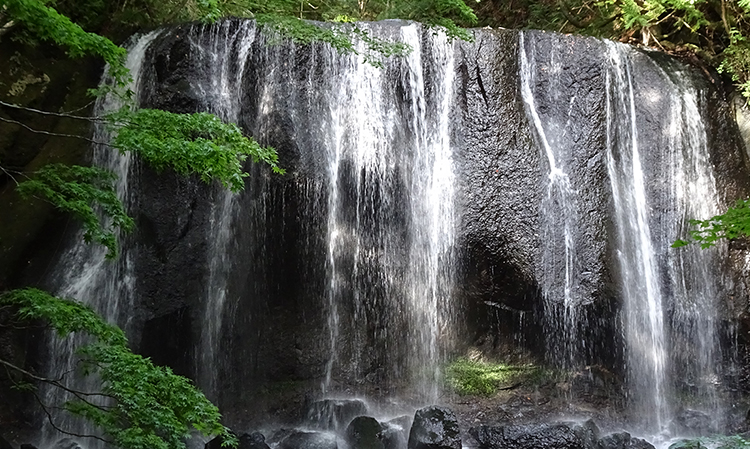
[470,419,600,449]
[382,416,412,449]
[407,406,461,449]
[206,431,271,449]
[239,432,272,449]
[670,409,717,436]
[597,432,655,449]
[346,416,384,449]
[277,430,338,449]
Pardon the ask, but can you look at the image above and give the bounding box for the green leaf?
[16,164,134,259]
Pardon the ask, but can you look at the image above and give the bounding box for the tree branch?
[0,357,113,399]
[31,390,114,444]
[0,100,105,122]
[0,115,114,148]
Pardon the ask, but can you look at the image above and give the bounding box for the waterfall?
[517,33,730,434]
[317,23,457,400]
[40,31,161,448]
[138,20,460,405]
[605,41,726,433]
[193,20,258,404]
[605,42,670,431]
[33,18,745,441]
[519,32,584,370]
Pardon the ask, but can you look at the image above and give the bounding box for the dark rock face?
[346,416,384,449]
[0,434,13,449]
[407,406,461,449]
[239,432,272,449]
[470,420,600,449]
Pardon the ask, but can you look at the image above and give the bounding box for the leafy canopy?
[111,108,284,190]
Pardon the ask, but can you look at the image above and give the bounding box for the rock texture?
[407,406,461,449]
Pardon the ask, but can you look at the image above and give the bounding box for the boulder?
[667,440,707,449]
[382,416,412,449]
[306,399,368,431]
[206,435,225,449]
[49,439,83,449]
[597,432,655,449]
[277,430,338,449]
[239,432,272,449]
[346,416,384,449]
[407,406,461,449]
[470,419,600,449]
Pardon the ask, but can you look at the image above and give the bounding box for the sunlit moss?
[445,358,545,396]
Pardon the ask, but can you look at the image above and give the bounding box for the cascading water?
[136,20,459,406]
[191,20,258,404]
[40,31,160,447]
[519,32,585,371]
[605,41,727,434]
[605,42,670,431]
[317,23,458,401]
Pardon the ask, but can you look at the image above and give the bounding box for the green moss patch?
[445,359,545,396]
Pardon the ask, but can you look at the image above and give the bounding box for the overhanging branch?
[0,115,114,148]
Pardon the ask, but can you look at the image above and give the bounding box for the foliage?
[672,199,750,248]
[0,288,238,449]
[377,0,478,41]
[253,13,411,68]
[445,358,541,396]
[110,108,284,191]
[16,164,135,259]
[2,0,130,92]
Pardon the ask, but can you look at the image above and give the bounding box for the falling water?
[40,31,161,448]
[519,32,583,370]
[192,20,258,404]
[659,56,725,427]
[605,42,669,431]
[605,41,726,433]
[319,23,457,400]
